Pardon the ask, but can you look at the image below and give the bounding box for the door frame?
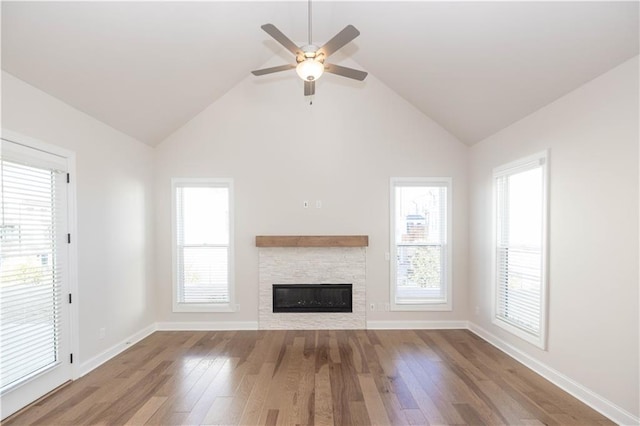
[0,129,80,417]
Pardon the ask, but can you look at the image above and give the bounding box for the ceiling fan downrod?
[308,0,312,45]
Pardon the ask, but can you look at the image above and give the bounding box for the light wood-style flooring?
[5,329,613,425]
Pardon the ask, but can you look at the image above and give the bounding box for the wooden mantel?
[255,235,368,248]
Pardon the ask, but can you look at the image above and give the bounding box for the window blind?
[175,183,230,305]
[494,156,546,339]
[0,157,67,391]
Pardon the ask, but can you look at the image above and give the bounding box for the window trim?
[389,177,453,311]
[171,177,235,313]
[491,151,549,349]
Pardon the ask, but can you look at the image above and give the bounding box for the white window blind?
[0,154,67,391]
[390,178,452,311]
[493,152,548,348]
[173,179,233,311]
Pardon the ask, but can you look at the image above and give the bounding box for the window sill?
[173,303,237,313]
[391,301,452,312]
[492,316,546,350]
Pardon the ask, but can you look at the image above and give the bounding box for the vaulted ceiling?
[2,1,638,146]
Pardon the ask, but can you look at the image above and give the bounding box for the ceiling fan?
[251,0,367,97]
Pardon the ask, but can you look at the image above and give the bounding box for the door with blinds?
[0,137,72,419]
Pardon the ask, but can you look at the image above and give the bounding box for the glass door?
[0,138,72,419]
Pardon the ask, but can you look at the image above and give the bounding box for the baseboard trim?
[156,321,259,331]
[76,323,156,378]
[468,322,639,426]
[366,320,468,330]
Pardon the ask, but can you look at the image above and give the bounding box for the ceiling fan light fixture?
[296,59,324,81]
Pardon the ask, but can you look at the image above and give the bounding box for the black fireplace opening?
[272,284,352,313]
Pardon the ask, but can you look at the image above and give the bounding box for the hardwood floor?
[4,329,613,425]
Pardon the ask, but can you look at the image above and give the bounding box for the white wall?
[469,57,639,418]
[154,63,469,326]
[1,71,156,365]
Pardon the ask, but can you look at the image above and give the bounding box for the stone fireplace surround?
[257,236,367,330]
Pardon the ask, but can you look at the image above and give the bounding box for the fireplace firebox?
[272,284,352,313]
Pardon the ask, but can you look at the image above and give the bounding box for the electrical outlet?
[303,200,309,208]
[369,303,375,311]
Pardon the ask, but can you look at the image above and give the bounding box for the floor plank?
[3,330,614,426]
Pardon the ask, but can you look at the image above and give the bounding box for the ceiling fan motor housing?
[297,45,324,64]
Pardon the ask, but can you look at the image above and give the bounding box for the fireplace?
[257,238,367,329]
[272,284,352,313]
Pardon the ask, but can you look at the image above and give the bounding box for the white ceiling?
[2,1,638,146]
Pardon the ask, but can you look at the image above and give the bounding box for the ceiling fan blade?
[261,24,302,56]
[251,64,295,76]
[304,80,315,96]
[317,25,360,57]
[324,63,368,81]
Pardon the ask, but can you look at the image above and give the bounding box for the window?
[493,151,548,349]
[172,178,234,312]
[390,178,452,311]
